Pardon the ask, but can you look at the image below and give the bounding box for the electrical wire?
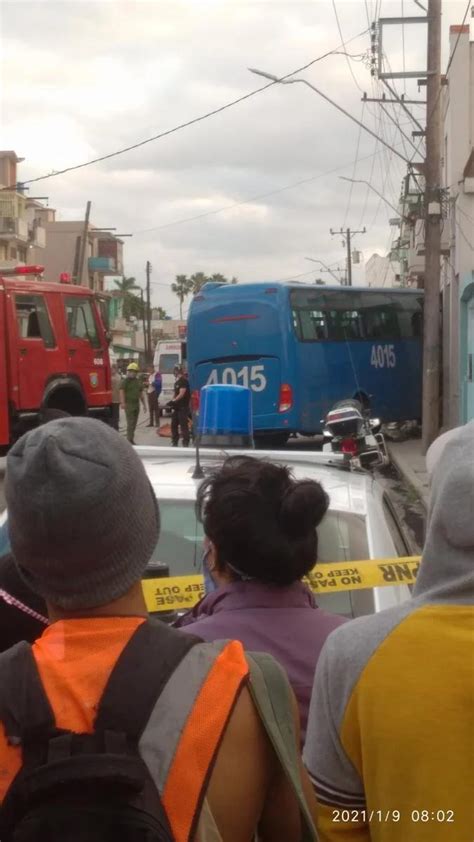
[332,0,365,92]
[401,0,407,94]
[342,102,366,229]
[132,140,403,236]
[1,30,369,192]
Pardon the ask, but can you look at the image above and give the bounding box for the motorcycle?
[322,399,389,470]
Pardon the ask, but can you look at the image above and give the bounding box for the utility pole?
[139,289,148,359]
[422,0,442,452]
[146,261,152,364]
[77,201,91,286]
[330,227,366,286]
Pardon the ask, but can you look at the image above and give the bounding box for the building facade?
[40,221,124,291]
[365,252,400,287]
[0,152,48,268]
[390,23,474,427]
[441,23,474,427]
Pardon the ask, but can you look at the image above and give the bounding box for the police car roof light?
[198,384,254,449]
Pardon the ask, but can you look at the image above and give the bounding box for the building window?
[65,296,100,348]
[15,294,56,348]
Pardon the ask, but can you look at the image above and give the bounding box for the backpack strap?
[95,618,201,739]
[0,641,55,744]
[246,652,318,842]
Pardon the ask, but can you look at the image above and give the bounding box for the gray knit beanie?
[5,417,160,610]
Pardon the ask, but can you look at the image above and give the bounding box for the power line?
[401,0,407,94]
[2,30,369,191]
[133,141,402,236]
[342,102,366,229]
[332,0,365,93]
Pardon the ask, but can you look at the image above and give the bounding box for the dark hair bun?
[279,481,329,538]
[196,456,330,587]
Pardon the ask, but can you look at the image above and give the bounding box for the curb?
[388,444,428,513]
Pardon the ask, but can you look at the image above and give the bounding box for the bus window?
[297,309,328,341]
[290,290,422,343]
[364,306,400,340]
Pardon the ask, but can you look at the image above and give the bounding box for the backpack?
[154,372,162,392]
[0,619,200,842]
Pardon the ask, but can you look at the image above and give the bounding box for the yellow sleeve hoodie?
[303,421,474,842]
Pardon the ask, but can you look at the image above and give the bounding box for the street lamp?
[248,68,410,166]
[304,257,343,284]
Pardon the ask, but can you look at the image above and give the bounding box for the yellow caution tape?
[142,556,421,613]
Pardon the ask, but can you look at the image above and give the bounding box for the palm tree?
[171,274,194,319]
[114,276,137,294]
[190,272,209,294]
[114,276,139,320]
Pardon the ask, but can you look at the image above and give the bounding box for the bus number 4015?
[371,344,396,369]
[206,365,267,391]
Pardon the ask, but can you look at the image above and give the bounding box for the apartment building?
[41,221,124,291]
[0,151,48,267]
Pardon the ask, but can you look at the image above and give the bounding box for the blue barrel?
[198,384,254,448]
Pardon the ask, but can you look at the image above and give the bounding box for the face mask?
[127,372,136,379]
[202,547,218,595]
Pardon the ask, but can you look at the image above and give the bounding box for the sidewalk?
[388,439,430,510]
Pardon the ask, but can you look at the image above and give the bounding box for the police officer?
[119,363,147,444]
[170,364,190,447]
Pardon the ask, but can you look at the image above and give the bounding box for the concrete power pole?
[77,201,91,287]
[330,227,366,286]
[146,261,152,364]
[422,0,442,452]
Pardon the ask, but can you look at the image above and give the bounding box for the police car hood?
[413,421,474,604]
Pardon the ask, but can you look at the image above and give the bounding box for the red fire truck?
[0,265,113,453]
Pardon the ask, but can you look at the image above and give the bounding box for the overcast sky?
[1,0,468,316]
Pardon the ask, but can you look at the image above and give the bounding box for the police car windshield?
[148,501,369,618]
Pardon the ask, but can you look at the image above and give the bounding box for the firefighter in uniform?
[119,363,147,444]
[169,364,190,447]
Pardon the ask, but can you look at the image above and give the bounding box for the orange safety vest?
[0,617,249,842]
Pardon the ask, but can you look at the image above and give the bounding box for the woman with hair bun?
[176,455,347,737]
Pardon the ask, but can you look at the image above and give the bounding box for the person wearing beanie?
[0,417,318,840]
[0,409,68,652]
[303,421,474,842]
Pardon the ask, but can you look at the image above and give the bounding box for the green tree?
[153,306,168,320]
[190,272,209,294]
[171,274,194,319]
[113,276,140,320]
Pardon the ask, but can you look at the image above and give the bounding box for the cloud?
[1,0,468,317]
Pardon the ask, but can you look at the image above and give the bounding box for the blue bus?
[187,282,423,444]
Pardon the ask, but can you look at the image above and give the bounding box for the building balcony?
[0,216,28,242]
[88,256,116,273]
[28,224,46,248]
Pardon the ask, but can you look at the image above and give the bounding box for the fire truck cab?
[0,265,113,452]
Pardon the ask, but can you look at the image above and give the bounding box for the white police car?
[136,443,416,620]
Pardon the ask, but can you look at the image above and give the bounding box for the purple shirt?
[175,580,347,739]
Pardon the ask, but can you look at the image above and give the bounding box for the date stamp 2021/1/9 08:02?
[331,809,455,824]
